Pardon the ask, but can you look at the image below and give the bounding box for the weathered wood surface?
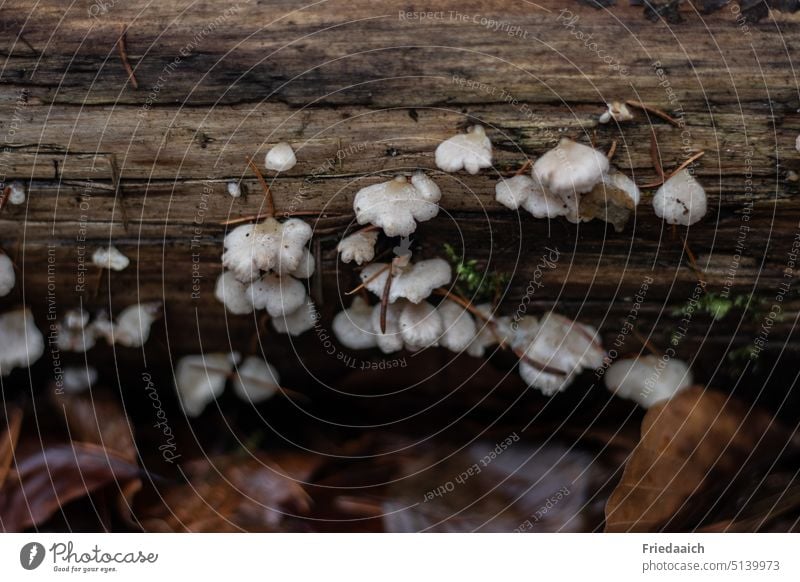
[0,0,799,393]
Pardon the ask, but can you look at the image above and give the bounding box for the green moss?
[443,243,509,303]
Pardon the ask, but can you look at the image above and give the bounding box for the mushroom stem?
[625,99,681,127]
[641,151,706,188]
[345,263,391,296]
[246,156,275,218]
[117,25,139,89]
[379,262,395,333]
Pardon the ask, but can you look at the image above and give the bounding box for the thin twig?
[641,151,706,188]
[513,160,532,176]
[650,128,664,180]
[108,154,129,231]
[682,235,706,283]
[379,264,394,333]
[117,25,139,90]
[626,99,680,127]
[345,263,391,296]
[606,140,617,161]
[246,157,275,218]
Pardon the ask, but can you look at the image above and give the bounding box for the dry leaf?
[0,443,142,531]
[579,180,636,232]
[605,386,784,532]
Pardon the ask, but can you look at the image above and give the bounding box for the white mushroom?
[7,181,26,205]
[652,169,707,226]
[437,300,477,353]
[107,302,161,348]
[605,355,693,408]
[495,175,567,219]
[435,125,493,175]
[598,101,633,124]
[175,352,240,417]
[227,181,242,198]
[353,173,441,237]
[265,142,297,172]
[533,138,610,200]
[290,248,315,279]
[247,273,306,317]
[232,356,281,404]
[514,312,604,396]
[0,253,15,296]
[0,308,44,376]
[214,271,254,315]
[56,308,96,352]
[399,301,443,350]
[222,217,313,282]
[271,301,318,336]
[92,245,130,271]
[337,229,378,265]
[359,258,451,304]
[371,301,405,354]
[61,366,98,394]
[333,297,377,350]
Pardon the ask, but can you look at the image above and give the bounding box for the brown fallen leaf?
[605,386,785,532]
[0,406,23,489]
[0,442,142,531]
[579,176,636,233]
[134,453,315,532]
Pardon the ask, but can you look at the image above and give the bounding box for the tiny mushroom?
[106,302,161,348]
[92,245,130,271]
[0,253,15,296]
[337,229,379,265]
[0,307,45,376]
[598,101,634,124]
[333,297,377,350]
[360,258,451,304]
[533,138,610,203]
[247,272,307,318]
[353,172,441,237]
[56,308,96,352]
[371,301,406,354]
[61,366,99,394]
[227,181,242,198]
[437,300,477,353]
[215,271,254,315]
[495,175,567,219]
[271,300,318,336]
[265,142,297,172]
[399,301,443,351]
[232,356,281,404]
[435,125,493,175]
[605,355,693,408]
[175,352,240,417]
[652,168,707,226]
[7,181,26,205]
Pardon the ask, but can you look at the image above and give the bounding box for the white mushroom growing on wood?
[94,302,162,348]
[227,181,242,198]
[399,301,443,350]
[598,101,634,124]
[337,229,378,265]
[56,308,96,352]
[6,181,26,205]
[437,299,478,353]
[652,168,707,226]
[0,308,44,376]
[435,125,493,175]
[495,175,567,219]
[215,271,254,315]
[247,273,307,318]
[533,138,610,203]
[359,258,451,304]
[271,300,318,336]
[91,245,130,271]
[232,356,281,404]
[605,355,693,408]
[333,297,377,350]
[353,172,441,237]
[264,142,297,172]
[371,301,406,354]
[0,252,15,296]
[175,352,240,417]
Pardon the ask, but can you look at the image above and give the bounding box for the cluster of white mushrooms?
[55,302,161,351]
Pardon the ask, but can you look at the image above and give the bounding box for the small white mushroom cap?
[605,355,693,408]
[7,181,26,205]
[337,229,378,265]
[435,125,493,175]
[598,101,633,124]
[176,352,240,417]
[0,308,44,376]
[227,181,242,198]
[333,297,377,350]
[264,142,297,172]
[232,356,281,404]
[652,169,707,226]
[92,245,130,271]
[437,300,477,353]
[515,312,604,395]
[109,302,161,347]
[466,304,514,358]
[360,258,451,304]
[495,175,568,219]
[290,248,315,279]
[247,273,306,317]
[56,308,97,352]
[222,217,313,282]
[0,253,15,296]
[353,173,441,237]
[399,301,443,350]
[371,301,405,354]
[214,271,254,315]
[533,138,610,199]
[61,366,98,394]
[272,300,318,336]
